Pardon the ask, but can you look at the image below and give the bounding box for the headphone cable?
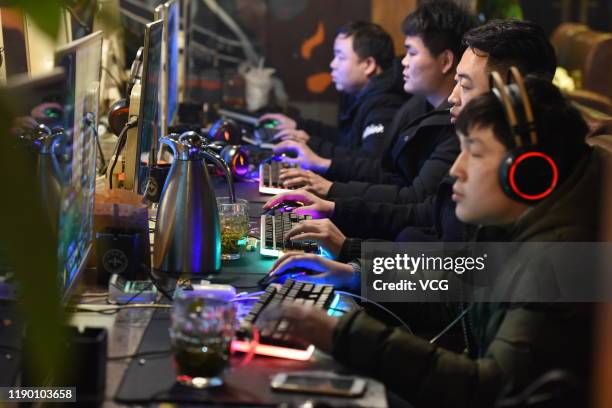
[106,117,138,188]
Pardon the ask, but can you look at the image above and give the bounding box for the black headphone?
[208,118,243,144]
[107,99,129,136]
[491,67,559,203]
[207,140,250,178]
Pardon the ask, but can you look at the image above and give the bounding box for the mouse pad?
[114,308,388,407]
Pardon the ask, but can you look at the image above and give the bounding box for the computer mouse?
[264,200,304,214]
[258,267,308,287]
[257,118,280,129]
[282,150,299,159]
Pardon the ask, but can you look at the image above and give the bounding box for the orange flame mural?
[301,21,331,93]
[301,21,325,60]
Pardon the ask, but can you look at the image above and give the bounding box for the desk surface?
[71,178,390,407]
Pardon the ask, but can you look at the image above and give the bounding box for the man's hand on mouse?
[266,253,358,290]
[258,113,296,130]
[257,303,337,353]
[279,168,332,197]
[263,190,335,219]
[285,219,345,259]
[272,128,310,144]
[273,140,331,173]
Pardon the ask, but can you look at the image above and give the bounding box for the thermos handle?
[50,136,63,179]
[200,147,236,203]
[35,125,63,179]
[160,136,180,157]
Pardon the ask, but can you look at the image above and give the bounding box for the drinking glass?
[169,291,257,388]
[217,197,249,260]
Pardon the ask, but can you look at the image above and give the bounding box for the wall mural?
[186,0,371,105]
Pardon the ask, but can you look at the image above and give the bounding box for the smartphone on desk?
[270,372,367,397]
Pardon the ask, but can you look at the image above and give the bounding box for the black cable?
[67,305,171,315]
[101,66,125,97]
[146,268,174,302]
[231,284,261,290]
[108,349,171,361]
[429,304,473,344]
[84,112,107,172]
[109,280,155,307]
[335,290,413,334]
[106,117,138,188]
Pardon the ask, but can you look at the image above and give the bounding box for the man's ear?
[362,56,380,78]
[438,49,455,76]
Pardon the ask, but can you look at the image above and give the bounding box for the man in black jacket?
[274,0,476,201]
[260,78,605,408]
[260,21,406,159]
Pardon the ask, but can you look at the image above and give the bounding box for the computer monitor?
[119,0,161,65]
[154,4,167,139]
[121,19,163,193]
[165,0,179,127]
[0,8,72,81]
[54,31,102,298]
[1,69,66,305]
[5,65,99,301]
[154,0,179,138]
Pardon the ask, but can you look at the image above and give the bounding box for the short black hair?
[462,19,557,80]
[456,76,589,184]
[336,21,395,70]
[401,0,477,61]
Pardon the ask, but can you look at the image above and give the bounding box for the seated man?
[261,21,406,159]
[259,76,604,407]
[272,0,476,202]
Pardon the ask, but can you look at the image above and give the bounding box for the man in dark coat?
[260,21,406,159]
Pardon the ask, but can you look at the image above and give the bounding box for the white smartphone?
[270,372,367,397]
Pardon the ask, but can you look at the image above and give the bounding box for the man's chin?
[455,206,477,225]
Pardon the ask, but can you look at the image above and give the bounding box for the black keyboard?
[260,212,319,257]
[243,279,335,350]
[259,161,300,195]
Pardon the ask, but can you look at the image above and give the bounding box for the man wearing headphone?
[259,76,605,407]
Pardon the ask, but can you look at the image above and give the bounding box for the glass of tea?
[169,292,258,388]
[217,197,249,260]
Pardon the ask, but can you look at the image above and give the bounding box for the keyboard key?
[243,279,336,352]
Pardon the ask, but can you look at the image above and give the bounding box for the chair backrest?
[551,23,590,70]
[587,134,612,154]
[551,23,612,102]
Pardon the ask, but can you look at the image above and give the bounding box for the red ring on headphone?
[508,151,558,201]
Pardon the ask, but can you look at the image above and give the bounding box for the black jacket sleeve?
[331,310,501,408]
[324,154,398,185]
[327,129,459,202]
[298,119,340,153]
[332,303,591,408]
[331,194,436,240]
[338,238,363,263]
